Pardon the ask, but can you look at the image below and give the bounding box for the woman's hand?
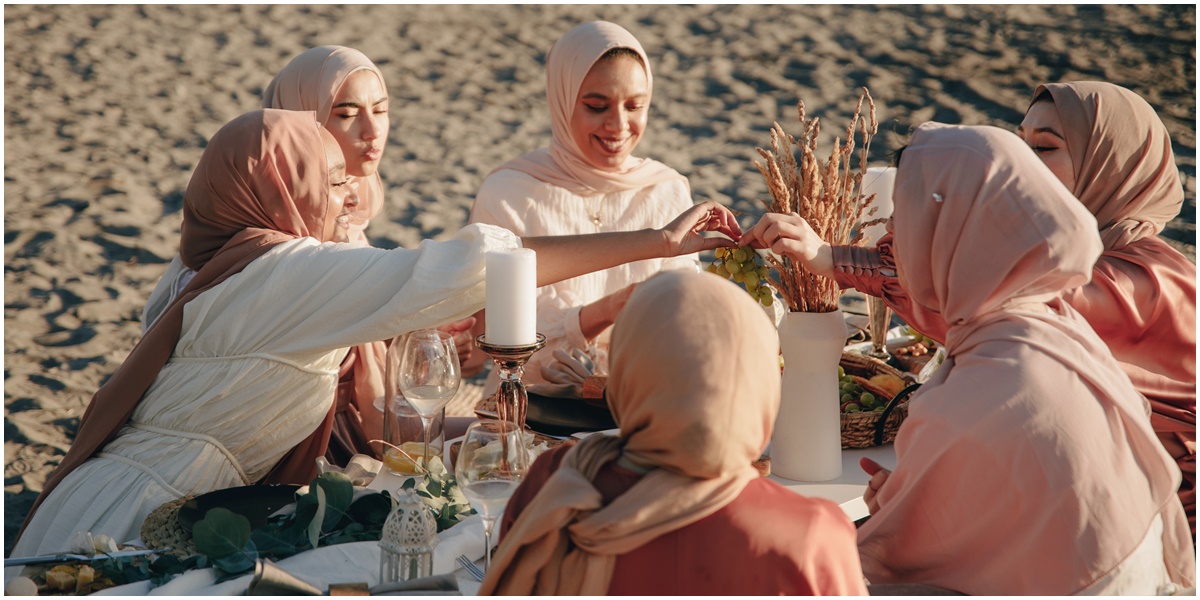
[743,213,834,279]
[860,457,891,515]
[659,201,741,256]
[437,316,477,366]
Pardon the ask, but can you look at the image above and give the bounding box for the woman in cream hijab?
[751,123,1193,594]
[469,21,700,392]
[479,271,867,595]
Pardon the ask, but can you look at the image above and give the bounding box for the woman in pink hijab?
[750,123,1194,594]
[469,21,701,392]
[480,270,867,596]
[13,108,742,558]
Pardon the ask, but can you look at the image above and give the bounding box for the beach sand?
[4,4,1194,555]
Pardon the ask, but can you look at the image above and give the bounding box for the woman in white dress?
[469,21,700,389]
[12,109,741,557]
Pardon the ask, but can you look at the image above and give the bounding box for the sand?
[4,4,1195,555]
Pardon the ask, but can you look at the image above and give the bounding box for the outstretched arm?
[523,201,741,287]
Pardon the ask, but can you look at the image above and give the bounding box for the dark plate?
[177,484,301,533]
[525,392,617,437]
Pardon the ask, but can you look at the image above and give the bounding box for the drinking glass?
[397,329,461,472]
[455,420,528,572]
[867,295,892,360]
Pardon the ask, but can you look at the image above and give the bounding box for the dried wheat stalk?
[753,87,878,313]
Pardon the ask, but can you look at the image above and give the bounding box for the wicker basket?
[839,353,918,448]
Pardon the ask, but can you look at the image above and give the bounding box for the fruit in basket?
[868,373,906,397]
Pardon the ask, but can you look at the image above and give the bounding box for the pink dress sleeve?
[831,234,951,342]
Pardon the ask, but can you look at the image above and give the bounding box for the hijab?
[265,45,390,458]
[479,270,780,595]
[1031,81,1184,250]
[18,110,337,540]
[263,44,386,244]
[489,21,685,196]
[858,123,1193,593]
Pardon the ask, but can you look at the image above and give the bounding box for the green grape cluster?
[837,365,886,414]
[706,246,774,307]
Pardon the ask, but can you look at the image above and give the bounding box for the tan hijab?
[18,110,337,540]
[264,45,386,245]
[479,270,780,595]
[490,21,685,196]
[1032,81,1184,250]
[859,123,1194,593]
[265,45,389,459]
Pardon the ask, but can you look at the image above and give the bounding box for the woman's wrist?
[578,296,615,341]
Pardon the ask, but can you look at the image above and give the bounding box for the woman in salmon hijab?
[12,109,742,558]
[480,270,867,596]
[469,21,701,393]
[754,123,1193,594]
[1019,82,1196,537]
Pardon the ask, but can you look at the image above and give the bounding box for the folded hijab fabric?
[856,123,1194,594]
[1035,81,1196,534]
[18,110,335,539]
[488,21,685,196]
[480,271,867,595]
[265,45,391,462]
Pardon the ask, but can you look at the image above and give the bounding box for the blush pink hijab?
[479,271,780,595]
[1033,81,1184,251]
[18,110,337,540]
[489,21,685,196]
[265,45,390,460]
[857,123,1194,594]
[264,45,385,245]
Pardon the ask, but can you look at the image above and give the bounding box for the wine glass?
[455,420,528,573]
[398,329,461,472]
[867,295,892,361]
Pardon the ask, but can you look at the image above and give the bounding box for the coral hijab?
[18,110,336,539]
[263,44,385,245]
[479,271,781,595]
[1033,81,1183,251]
[857,123,1194,593]
[490,21,685,196]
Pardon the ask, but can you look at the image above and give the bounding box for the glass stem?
[420,415,433,472]
[482,516,496,572]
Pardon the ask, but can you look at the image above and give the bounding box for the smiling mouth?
[595,136,629,154]
[335,214,351,227]
[363,147,382,160]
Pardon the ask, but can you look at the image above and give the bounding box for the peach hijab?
[265,45,389,459]
[19,110,336,539]
[479,271,780,595]
[1033,81,1184,251]
[857,123,1194,594]
[490,21,685,196]
[263,45,385,245]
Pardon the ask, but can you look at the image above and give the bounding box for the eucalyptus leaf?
[346,491,392,527]
[193,507,251,559]
[307,484,326,549]
[250,529,298,557]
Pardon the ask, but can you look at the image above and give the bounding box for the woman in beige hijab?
[13,108,743,558]
[469,21,701,393]
[480,270,867,595]
[748,123,1194,594]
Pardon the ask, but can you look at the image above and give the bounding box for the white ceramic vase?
[770,308,844,481]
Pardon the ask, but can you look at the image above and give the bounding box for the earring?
[932,193,944,203]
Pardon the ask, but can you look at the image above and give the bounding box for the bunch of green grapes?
[705,246,774,307]
[837,365,886,414]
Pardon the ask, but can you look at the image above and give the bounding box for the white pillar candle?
[485,248,537,346]
[859,166,896,248]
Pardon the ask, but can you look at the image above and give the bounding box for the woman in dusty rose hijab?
[480,270,867,596]
[12,109,743,557]
[469,21,703,393]
[749,123,1194,594]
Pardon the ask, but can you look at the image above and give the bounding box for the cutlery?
[456,554,485,582]
[5,548,170,567]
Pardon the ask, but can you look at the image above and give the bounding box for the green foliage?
[398,456,475,532]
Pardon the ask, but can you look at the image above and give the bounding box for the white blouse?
[470,168,699,391]
[13,224,519,557]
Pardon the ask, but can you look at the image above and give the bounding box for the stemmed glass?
[397,329,461,472]
[455,420,528,573]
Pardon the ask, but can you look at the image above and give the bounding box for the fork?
[456,554,486,582]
